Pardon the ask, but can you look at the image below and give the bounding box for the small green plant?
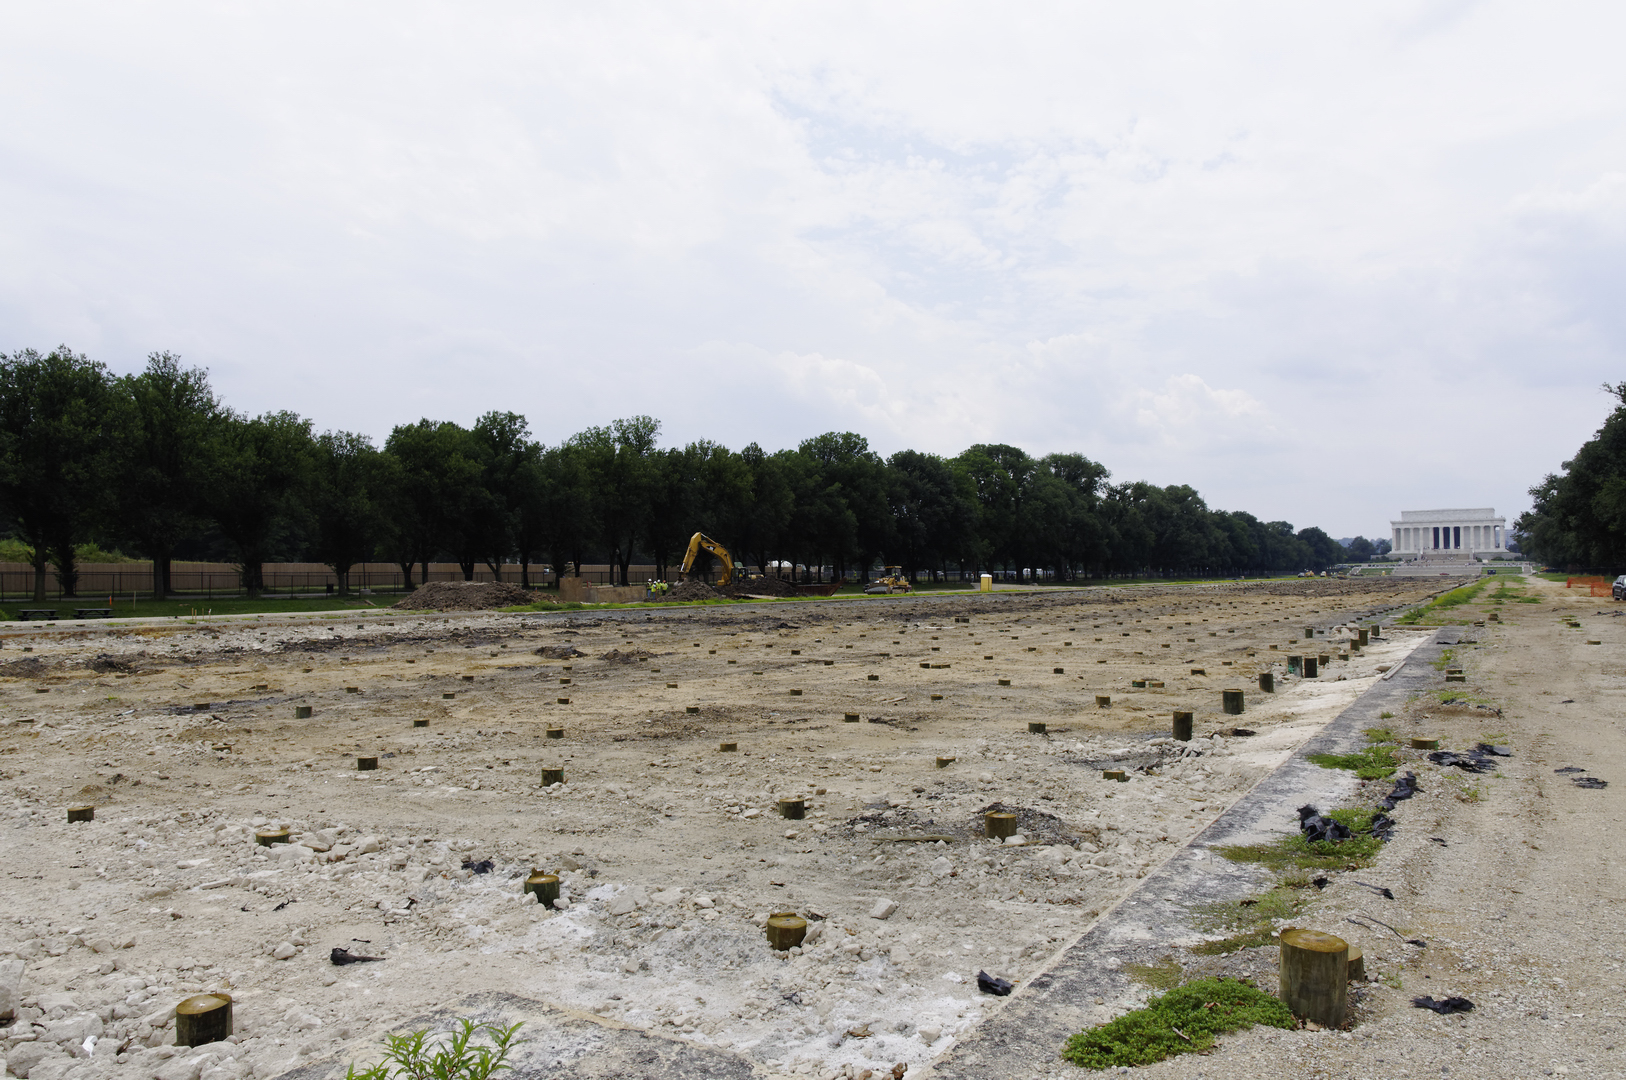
[1378,710,1394,720]
[1380,972,1403,990]
[1061,977,1295,1069]
[346,1019,523,1080]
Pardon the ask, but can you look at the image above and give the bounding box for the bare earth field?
[0,578,1491,1080]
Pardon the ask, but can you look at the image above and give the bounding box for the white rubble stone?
[0,957,22,1019]
[271,942,297,960]
[868,899,898,920]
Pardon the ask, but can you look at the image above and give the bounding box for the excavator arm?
[678,532,734,587]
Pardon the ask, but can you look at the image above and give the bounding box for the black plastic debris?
[1574,776,1609,789]
[1412,995,1474,1014]
[1429,837,1448,846]
[461,859,495,874]
[1369,811,1397,842]
[330,947,386,965]
[1560,699,1575,704]
[1427,750,1496,773]
[1311,876,1330,890]
[1381,772,1419,809]
[1347,914,1426,948]
[1297,805,1351,843]
[1354,880,1395,900]
[1475,743,1512,757]
[1554,766,1586,774]
[976,971,1015,996]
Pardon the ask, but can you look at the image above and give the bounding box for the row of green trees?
[1515,382,1626,568]
[0,347,1364,601]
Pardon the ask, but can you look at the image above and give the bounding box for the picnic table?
[17,609,58,621]
[73,608,113,619]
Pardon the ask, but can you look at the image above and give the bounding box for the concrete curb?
[923,627,1454,1078]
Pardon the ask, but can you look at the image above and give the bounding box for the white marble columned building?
[1389,508,1507,558]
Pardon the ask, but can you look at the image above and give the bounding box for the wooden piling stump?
[1172,712,1193,741]
[984,812,1017,838]
[356,756,378,771]
[175,993,233,1047]
[294,705,312,719]
[1028,721,1047,734]
[524,872,560,907]
[541,768,565,786]
[1279,928,1349,1027]
[778,798,805,820]
[67,805,94,823]
[255,828,290,846]
[766,912,807,951]
[1258,672,1275,693]
[1222,688,1245,715]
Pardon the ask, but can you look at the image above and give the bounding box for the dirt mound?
[534,644,586,659]
[601,648,657,663]
[659,581,723,602]
[393,580,536,611]
[719,576,799,598]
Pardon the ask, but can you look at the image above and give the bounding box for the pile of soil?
[718,576,800,598]
[534,644,586,659]
[393,580,536,611]
[659,581,722,602]
[600,648,657,663]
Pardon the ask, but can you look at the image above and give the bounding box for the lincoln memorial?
[1389,508,1507,557]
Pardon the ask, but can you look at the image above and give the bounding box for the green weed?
[1060,978,1295,1069]
[346,1019,523,1080]
[1378,711,1395,720]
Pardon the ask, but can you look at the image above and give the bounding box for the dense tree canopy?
[0,344,1364,592]
[1516,383,1626,567]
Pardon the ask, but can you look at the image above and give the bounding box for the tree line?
[1515,382,1626,568]
[0,347,1371,601]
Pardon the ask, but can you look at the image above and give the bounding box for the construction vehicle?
[865,566,912,594]
[679,532,735,587]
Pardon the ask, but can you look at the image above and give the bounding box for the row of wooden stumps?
[1280,928,1363,1027]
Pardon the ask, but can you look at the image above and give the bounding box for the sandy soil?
[0,579,1445,1080]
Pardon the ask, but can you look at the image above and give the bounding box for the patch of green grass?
[1378,710,1395,720]
[1308,730,1401,780]
[1216,829,1385,873]
[1124,956,1185,989]
[1061,977,1295,1069]
[1190,887,1306,955]
[1515,595,1542,603]
[1364,726,1395,741]
[1430,647,1457,671]
[1396,579,1492,624]
[1380,972,1403,990]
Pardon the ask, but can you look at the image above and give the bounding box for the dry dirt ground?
[0,578,1475,1080]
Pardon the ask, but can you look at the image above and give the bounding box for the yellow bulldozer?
[679,532,735,587]
[865,566,912,594]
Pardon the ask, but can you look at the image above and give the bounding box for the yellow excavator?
[679,532,735,587]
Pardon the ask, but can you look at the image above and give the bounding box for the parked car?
[1613,575,1626,600]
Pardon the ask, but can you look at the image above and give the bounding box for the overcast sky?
[3,3,1623,539]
